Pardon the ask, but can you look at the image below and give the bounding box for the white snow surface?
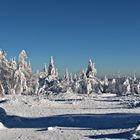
[0,93,140,140]
[0,122,6,130]
[132,124,140,140]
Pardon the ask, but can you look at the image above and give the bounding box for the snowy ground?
[0,93,140,140]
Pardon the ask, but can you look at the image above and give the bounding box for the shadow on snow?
[0,107,140,139]
[0,99,9,104]
[85,131,132,139]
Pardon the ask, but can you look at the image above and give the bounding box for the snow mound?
[0,122,6,130]
[47,126,58,131]
[54,92,82,101]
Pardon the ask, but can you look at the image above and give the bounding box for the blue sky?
[0,0,140,77]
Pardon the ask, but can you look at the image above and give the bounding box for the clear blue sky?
[0,0,140,77]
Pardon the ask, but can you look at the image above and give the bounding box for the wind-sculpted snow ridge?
[0,49,140,104]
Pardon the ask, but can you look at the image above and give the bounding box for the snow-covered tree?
[86,59,97,78]
[0,81,4,97]
[133,73,137,82]
[16,50,33,94]
[70,73,74,84]
[73,74,78,81]
[79,70,88,94]
[122,78,131,94]
[43,63,47,73]
[0,49,15,95]
[48,56,56,77]
[64,68,69,84]
[102,76,109,93]
[0,48,140,98]
[106,78,116,93]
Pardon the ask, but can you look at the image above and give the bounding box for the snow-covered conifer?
[48,56,56,76]
[86,59,97,78]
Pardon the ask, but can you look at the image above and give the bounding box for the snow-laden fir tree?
[102,76,109,93]
[81,70,93,95]
[69,73,74,84]
[86,59,97,78]
[72,59,102,95]
[38,56,61,95]
[43,63,47,73]
[106,78,116,93]
[73,74,78,81]
[79,70,88,94]
[16,50,33,94]
[64,68,70,84]
[59,68,71,93]
[133,73,137,82]
[0,49,16,95]
[39,64,48,79]
[55,68,58,78]
[122,77,131,94]
[14,67,27,94]
[135,82,140,94]
[48,56,57,78]
[0,81,4,97]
